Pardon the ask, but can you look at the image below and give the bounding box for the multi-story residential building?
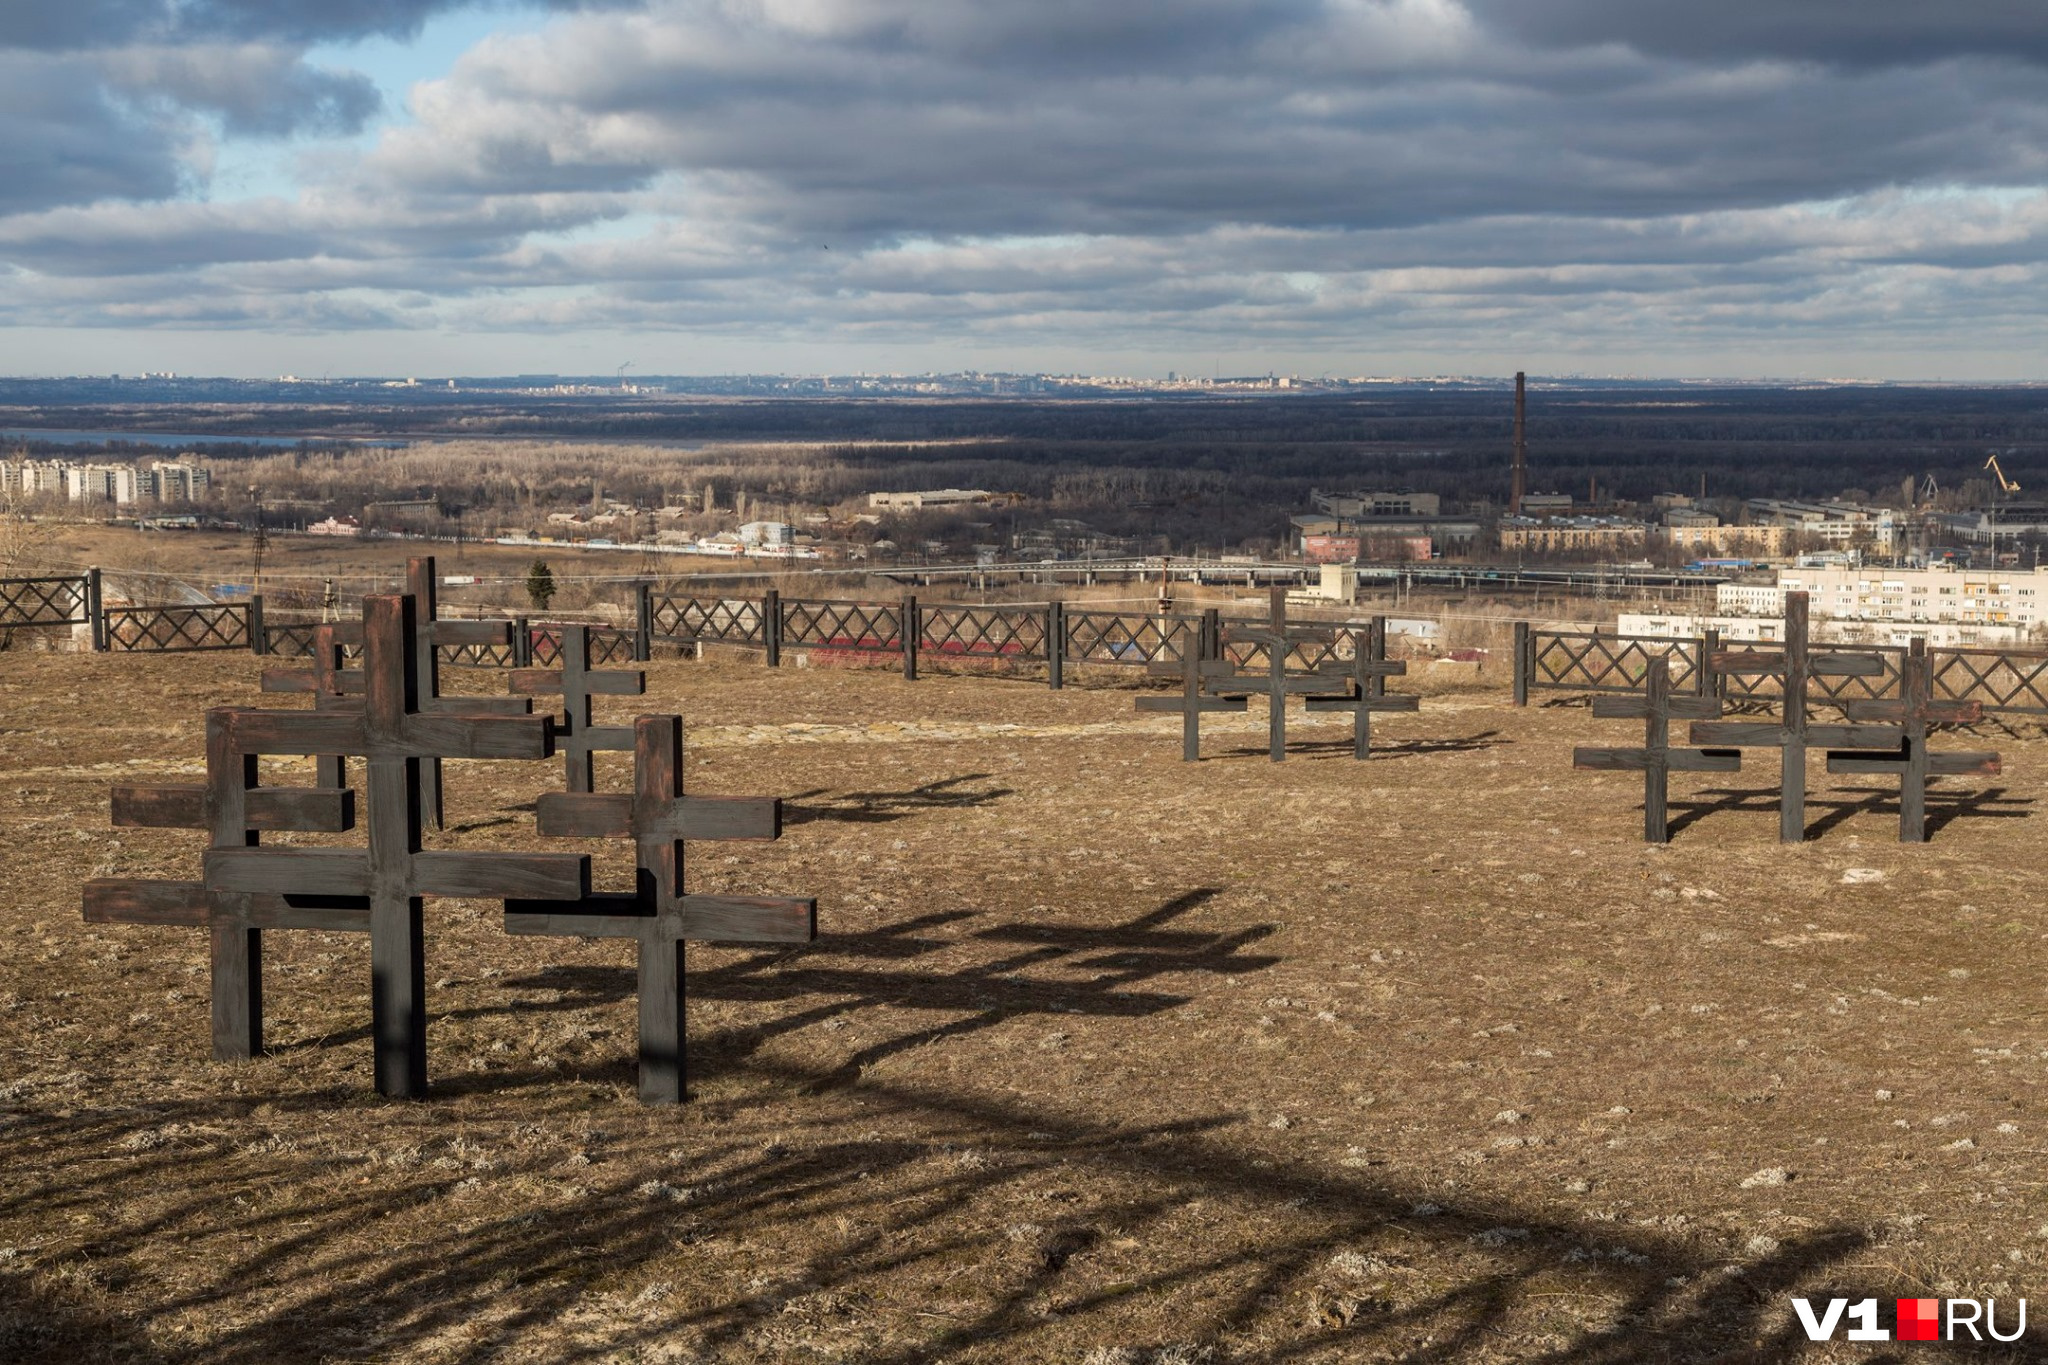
[1664,523,1790,556]
[1775,564,2048,633]
[1687,564,2048,647]
[1498,516,1649,554]
[2,456,210,505]
[149,460,211,501]
[63,464,141,504]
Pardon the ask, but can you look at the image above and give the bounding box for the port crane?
[1985,452,2020,495]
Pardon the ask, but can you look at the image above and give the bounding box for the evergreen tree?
[525,559,556,611]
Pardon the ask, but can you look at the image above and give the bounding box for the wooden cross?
[1303,617,1421,760]
[504,714,816,1104]
[1211,586,1349,761]
[1688,592,1901,842]
[83,710,367,1059]
[1136,649,1249,761]
[260,621,356,786]
[509,622,646,792]
[1573,656,1741,843]
[205,593,590,1098]
[260,556,530,826]
[1828,637,2001,842]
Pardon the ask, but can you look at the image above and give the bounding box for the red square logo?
[1897,1298,1940,1341]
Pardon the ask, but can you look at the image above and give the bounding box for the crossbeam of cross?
[509,622,645,793]
[1573,656,1741,842]
[1302,617,1420,760]
[83,710,368,1059]
[1827,637,2001,842]
[1136,650,1249,761]
[504,713,816,1103]
[208,594,588,1097]
[1688,592,1901,841]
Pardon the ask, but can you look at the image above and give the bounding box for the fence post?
[634,582,653,662]
[762,589,781,668]
[1512,621,1530,706]
[86,566,107,652]
[513,616,532,667]
[901,594,920,681]
[1699,629,1719,698]
[1046,600,1065,690]
[248,594,266,654]
[1201,607,1221,662]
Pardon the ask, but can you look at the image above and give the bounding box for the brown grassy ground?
[2,646,2045,1363]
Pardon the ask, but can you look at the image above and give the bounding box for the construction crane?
[1985,452,2020,495]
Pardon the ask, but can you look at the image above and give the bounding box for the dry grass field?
[2,643,2046,1362]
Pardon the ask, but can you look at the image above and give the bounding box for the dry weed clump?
[3,645,2048,1360]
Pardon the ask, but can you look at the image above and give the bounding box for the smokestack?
[1510,371,1527,516]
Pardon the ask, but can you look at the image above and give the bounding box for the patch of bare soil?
[2,649,2045,1362]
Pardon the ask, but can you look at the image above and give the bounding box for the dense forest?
[7,384,2048,554]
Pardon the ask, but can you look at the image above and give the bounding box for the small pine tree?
[525,559,556,611]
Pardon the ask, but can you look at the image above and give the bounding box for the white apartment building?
[1,457,210,504]
[64,464,141,504]
[1687,563,2048,647]
[150,460,211,501]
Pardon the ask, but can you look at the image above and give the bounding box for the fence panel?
[1529,631,1702,695]
[0,574,90,628]
[920,604,1046,663]
[103,604,249,652]
[649,594,764,646]
[1062,610,1205,667]
[1930,647,2048,716]
[782,598,905,656]
[526,623,639,667]
[1220,619,1369,673]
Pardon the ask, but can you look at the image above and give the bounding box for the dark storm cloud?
[0,0,632,51]
[1465,1,2048,68]
[0,56,185,216]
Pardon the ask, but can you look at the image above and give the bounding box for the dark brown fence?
[0,572,94,629]
[103,603,251,652]
[1515,626,2048,717]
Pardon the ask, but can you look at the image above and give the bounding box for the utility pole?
[248,485,268,594]
[1510,371,1527,516]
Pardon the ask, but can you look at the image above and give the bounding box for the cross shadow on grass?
[689,886,1276,1093]
[1665,784,2031,841]
[1277,730,1509,760]
[0,1051,1955,1364]
[782,773,1015,825]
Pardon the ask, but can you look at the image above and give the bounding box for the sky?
[4,0,2048,381]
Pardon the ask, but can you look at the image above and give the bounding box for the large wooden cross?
[1303,617,1420,760]
[1210,586,1349,761]
[509,622,645,792]
[1574,656,1742,842]
[208,594,590,1097]
[1136,649,1249,761]
[1827,637,2002,842]
[1688,592,1901,842]
[260,557,529,826]
[83,710,367,1059]
[505,714,816,1103]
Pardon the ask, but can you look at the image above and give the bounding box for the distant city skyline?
[4,2,2047,381]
